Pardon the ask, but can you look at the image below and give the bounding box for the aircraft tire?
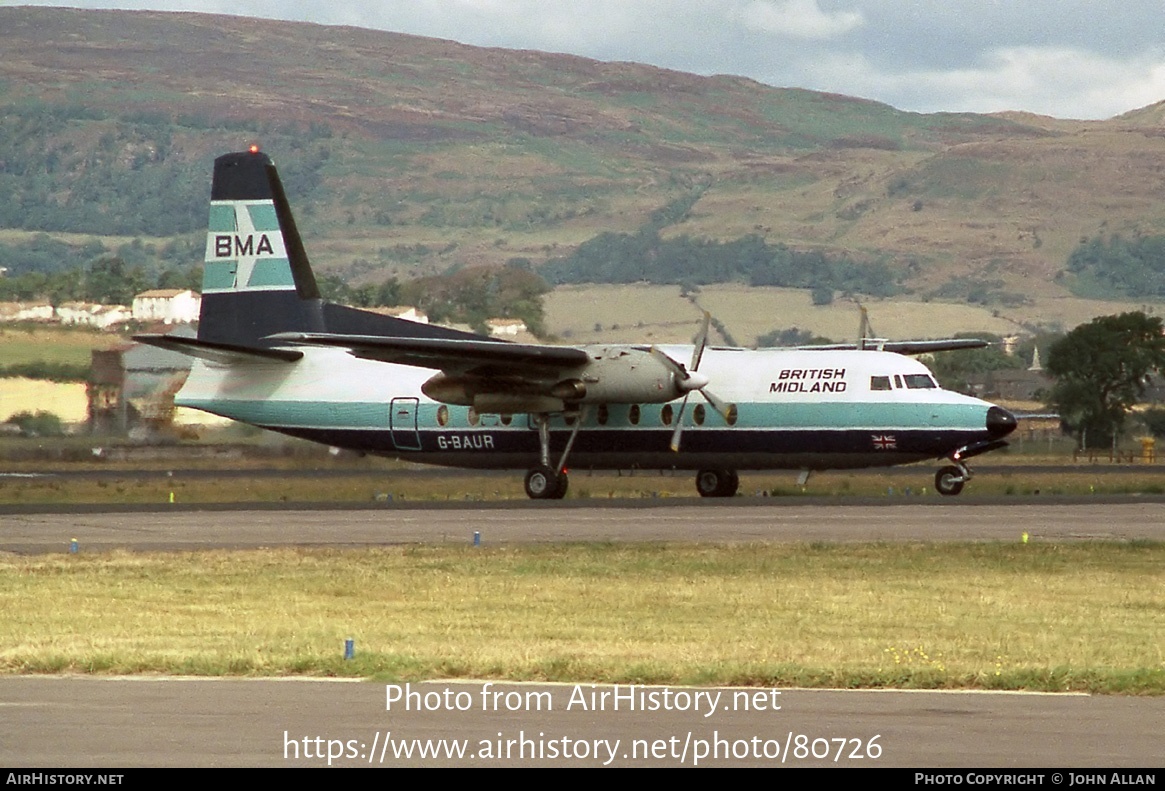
[695,468,738,498]
[934,465,965,496]
[525,466,567,500]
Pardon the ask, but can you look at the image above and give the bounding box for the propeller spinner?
[649,311,731,451]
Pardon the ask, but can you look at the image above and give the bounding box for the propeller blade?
[700,387,732,421]
[649,345,685,377]
[649,345,694,400]
[669,393,690,452]
[690,311,711,371]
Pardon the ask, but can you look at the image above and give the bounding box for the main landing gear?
[523,412,583,500]
[524,465,568,500]
[695,468,739,498]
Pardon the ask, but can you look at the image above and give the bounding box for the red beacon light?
[249,144,260,154]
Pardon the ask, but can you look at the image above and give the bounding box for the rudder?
[198,149,324,347]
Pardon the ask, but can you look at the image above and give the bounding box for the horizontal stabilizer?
[795,338,990,355]
[135,333,302,364]
[268,331,588,374]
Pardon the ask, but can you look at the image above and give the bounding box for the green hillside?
[3,7,1165,311]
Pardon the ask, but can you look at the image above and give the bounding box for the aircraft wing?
[135,334,303,364]
[794,338,990,354]
[268,331,589,376]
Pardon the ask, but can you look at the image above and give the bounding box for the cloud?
[738,0,863,40]
[801,46,1165,119]
[14,0,1165,117]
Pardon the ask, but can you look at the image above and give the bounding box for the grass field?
[1,465,1164,505]
[0,378,88,423]
[1,542,1161,692]
[0,326,121,367]
[543,284,1152,347]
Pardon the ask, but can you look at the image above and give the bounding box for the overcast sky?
[17,0,1165,119]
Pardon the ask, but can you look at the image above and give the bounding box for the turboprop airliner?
[138,149,1017,499]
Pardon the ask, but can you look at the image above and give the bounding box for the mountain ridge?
[1,6,1164,306]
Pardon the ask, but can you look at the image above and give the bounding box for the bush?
[6,410,65,437]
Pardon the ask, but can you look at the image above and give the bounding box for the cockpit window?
[903,374,937,389]
[870,376,892,391]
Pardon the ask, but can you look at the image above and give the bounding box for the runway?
[3,501,1162,768]
[2,677,1162,767]
[2,500,1164,553]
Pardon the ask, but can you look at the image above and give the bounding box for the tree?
[926,333,1022,393]
[1045,312,1165,451]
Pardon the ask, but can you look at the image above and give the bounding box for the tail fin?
[198,149,325,348]
[191,149,486,351]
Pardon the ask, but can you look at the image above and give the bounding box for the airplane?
[137,148,1018,499]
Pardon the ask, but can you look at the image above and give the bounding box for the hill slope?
[2,7,1165,308]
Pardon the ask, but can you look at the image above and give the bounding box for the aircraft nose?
[986,406,1017,438]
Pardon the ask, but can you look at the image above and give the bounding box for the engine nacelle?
[569,347,682,404]
[419,346,685,414]
[422,373,566,413]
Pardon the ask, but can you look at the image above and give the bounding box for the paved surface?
[2,677,1162,767]
[2,501,1164,553]
[3,502,1162,768]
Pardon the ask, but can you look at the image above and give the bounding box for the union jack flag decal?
[871,434,897,450]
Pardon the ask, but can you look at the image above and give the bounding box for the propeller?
[649,311,731,452]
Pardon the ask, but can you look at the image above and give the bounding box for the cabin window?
[661,404,674,426]
[870,376,892,391]
[500,414,512,426]
[597,404,609,425]
[467,407,479,426]
[903,374,937,389]
[693,404,706,425]
[725,404,739,426]
[894,375,904,389]
[629,404,641,425]
[436,405,450,426]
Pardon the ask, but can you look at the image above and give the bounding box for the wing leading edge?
[267,331,589,376]
[793,338,990,354]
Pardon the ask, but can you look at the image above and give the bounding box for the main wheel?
[934,465,965,496]
[525,466,568,500]
[695,469,739,498]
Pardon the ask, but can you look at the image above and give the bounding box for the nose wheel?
[934,464,967,496]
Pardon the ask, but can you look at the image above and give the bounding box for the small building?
[89,340,194,435]
[0,300,55,322]
[982,368,1052,402]
[132,289,201,324]
[486,318,527,338]
[57,301,132,329]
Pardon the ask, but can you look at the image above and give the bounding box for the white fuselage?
[177,346,1005,472]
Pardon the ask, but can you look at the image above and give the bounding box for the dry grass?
[2,465,1164,505]
[0,327,120,367]
[0,378,88,423]
[544,283,1153,347]
[1,543,1161,691]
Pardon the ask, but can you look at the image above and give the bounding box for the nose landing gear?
[934,463,968,497]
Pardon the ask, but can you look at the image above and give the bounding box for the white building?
[486,318,527,337]
[57,302,132,329]
[132,289,201,324]
[0,301,55,322]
